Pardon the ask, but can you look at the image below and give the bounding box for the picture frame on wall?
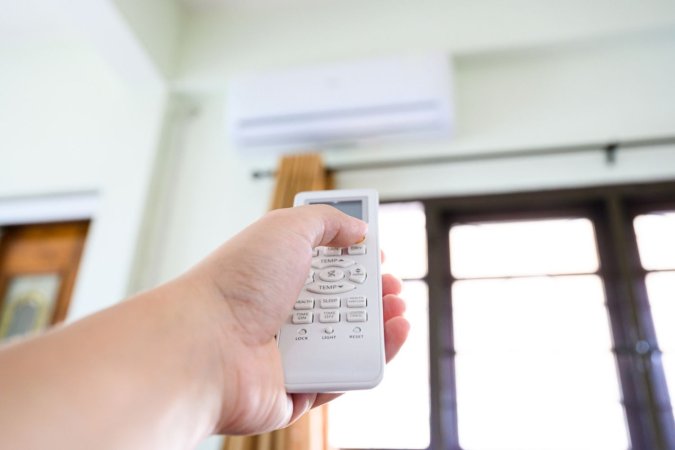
[0,274,61,341]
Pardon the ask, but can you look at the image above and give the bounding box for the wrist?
[172,270,293,435]
[140,274,235,440]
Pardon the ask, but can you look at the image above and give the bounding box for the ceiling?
[179,0,340,12]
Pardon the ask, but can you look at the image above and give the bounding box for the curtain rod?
[251,135,675,179]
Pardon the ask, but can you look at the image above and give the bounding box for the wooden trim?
[51,222,89,324]
[269,154,327,210]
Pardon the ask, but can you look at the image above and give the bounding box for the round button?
[324,327,334,334]
[352,326,362,333]
[298,328,307,335]
[319,268,345,282]
[351,264,365,275]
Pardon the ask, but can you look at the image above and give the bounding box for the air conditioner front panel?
[228,54,454,152]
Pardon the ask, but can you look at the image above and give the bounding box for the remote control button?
[347,244,366,255]
[312,248,319,257]
[319,311,340,323]
[349,264,367,283]
[347,311,367,322]
[305,270,315,285]
[294,298,314,310]
[350,264,366,275]
[292,311,313,324]
[312,257,355,269]
[352,326,362,333]
[318,268,345,282]
[324,327,334,334]
[323,247,342,256]
[320,297,340,309]
[347,296,367,308]
[298,328,308,335]
[349,274,366,283]
[306,282,356,294]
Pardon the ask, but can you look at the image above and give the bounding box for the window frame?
[342,183,675,450]
[420,182,675,450]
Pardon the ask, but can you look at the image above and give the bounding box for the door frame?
[0,190,146,323]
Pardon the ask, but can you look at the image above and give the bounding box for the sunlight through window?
[635,212,675,403]
[451,218,629,450]
[328,203,430,449]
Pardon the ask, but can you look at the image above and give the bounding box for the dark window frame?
[421,182,675,450]
[342,182,675,450]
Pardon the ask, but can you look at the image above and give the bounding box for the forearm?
[0,206,398,447]
[0,275,225,450]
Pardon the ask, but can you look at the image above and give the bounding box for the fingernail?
[303,396,313,414]
[283,395,294,427]
[287,395,294,416]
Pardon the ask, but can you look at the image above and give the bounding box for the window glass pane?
[634,212,675,271]
[453,276,629,450]
[379,202,427,279]
[450,218,599,278]
[329,281,430,449]
[645,271,675,396]
[455,353,627,450]
[453,276,614,352]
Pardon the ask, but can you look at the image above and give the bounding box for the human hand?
[186,205,410,435]
[0,205,409,449]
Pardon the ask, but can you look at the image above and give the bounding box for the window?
[425,185,675,450]
[328,203,430,449]
[328,183,675,450]
[450,219,628,449]
[634,211,675,404]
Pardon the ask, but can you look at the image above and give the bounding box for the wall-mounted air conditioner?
[227,54,454,153]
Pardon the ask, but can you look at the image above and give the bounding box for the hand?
[187,205,410,435]
[0,205,409,449]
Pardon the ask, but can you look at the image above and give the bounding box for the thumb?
[263,204,368,249]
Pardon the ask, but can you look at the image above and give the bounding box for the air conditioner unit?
[227,54,454,153]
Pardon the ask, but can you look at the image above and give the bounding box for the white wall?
[134,95,275,285]
[0,41,117,196]
[0,34,166,320]
[176,0,675,87]
[338,30,675,196]
[113,0,184,77]
[151,2,675,283]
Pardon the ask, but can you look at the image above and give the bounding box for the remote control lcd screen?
[313,200,363,220]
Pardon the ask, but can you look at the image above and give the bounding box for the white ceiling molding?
[0,192,98,226]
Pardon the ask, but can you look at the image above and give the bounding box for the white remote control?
[278,189,385,393]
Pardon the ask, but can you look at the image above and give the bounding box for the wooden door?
[0,221,89,341]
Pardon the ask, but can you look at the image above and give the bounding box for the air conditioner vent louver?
[227,55,454,154]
